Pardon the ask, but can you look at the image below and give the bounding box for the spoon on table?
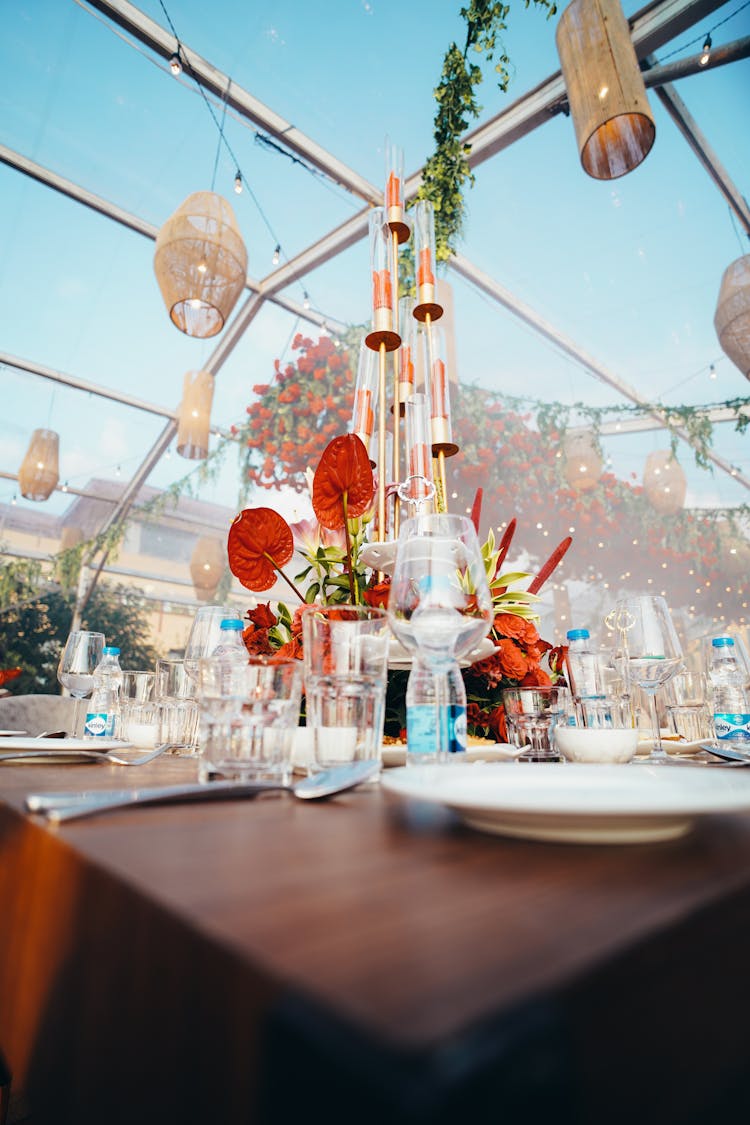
[26,759,381,823]
[700,743,750,765]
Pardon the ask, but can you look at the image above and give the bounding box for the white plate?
[636,738,705,756]
[381,762,750,845]
[382,744,517,768]
[0,737,131,753]
[0,730,28,737]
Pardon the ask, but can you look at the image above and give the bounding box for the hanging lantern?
[643,451,686,515]
[60,526,83,551]
[153,192,248,339]
[714,255,750,378]
[563,431,602,492]
[177,370,215,460]
[18,428,59,501]
[556,0,655,180]
[190,537,226,602]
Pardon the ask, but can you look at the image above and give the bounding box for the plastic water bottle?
[210,618,248,662]
[84,646,123,739]
[406,658,467,765]
[566,629,607,727]
[709,636,750,748]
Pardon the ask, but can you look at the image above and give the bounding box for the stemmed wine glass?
[184,605,231,687]
[610,595,683,764]
[57,630,105,736]
[388,513,492,759]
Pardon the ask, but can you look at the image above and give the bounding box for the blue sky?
[1,0,749,527]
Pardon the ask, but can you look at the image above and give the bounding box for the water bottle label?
[84,712,109,738]
[714,714,750,743]
[406,704,467,755]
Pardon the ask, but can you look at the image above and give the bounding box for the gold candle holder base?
[365,329,401,352]
[414,301,444,323]
[387,212,411,244]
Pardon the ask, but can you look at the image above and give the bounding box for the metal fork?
[0,743,173,767]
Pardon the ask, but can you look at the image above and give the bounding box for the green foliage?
[0,584,159,695]
[417,0,557,263]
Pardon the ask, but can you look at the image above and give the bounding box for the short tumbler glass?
[502,686,566,761]
[156,658,199,756]
[302,606,389,774]
[198,657,302,783]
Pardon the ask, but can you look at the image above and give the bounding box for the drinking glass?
[388,513,492,760]
[198,656,302,783]
[302,606,389,773]
[57,630,105,736]
[118,671,156,742]
[610,595,683,764]
[184,605,231,686]
[502,686,567,761]
[664,671,714,744]
[155,658,199,755]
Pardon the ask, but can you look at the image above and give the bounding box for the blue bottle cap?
[712,636,735,647]
[220,618,244,630]
[566,629,590,641]
[103,646,120,655]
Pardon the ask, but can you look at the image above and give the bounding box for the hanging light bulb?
[303,291,311,310]
[700,34,712,66]
[272,244,280,266]
[169,50,182,76]
[708,363,717,379]
[234,171,243,194]
[11,494,17,506]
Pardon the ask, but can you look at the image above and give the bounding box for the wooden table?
[2,757,750,1124]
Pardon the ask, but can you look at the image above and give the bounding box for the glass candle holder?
[412,200,442,322]
[351,339,378,448]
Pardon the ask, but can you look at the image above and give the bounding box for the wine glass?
[610,595,683,764]
[57,630,105,736]
[388,513,492,759]
[184,605,231,687]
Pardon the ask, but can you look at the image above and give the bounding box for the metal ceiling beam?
[85,0,379,203]
[0,144,346,334]
[647,67,750,235]
[449,251,750,490]
[0,350,232,436]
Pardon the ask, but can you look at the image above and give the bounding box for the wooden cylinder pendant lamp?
[643,451,686,516]
[563,431,602,492]
[18,428,59,501]
[154,192,248,339]
[177,370,215,460]
[714,255,750,379]
[556,0,655,180]
[190,537,226,602]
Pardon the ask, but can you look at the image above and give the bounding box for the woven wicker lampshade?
[154,192,248,339]
[643,451,686,515]
[18,428,59,501]
[556,0,655,180]
[177,370,215,460]
[190,537,226,602]
[563,431,602,492]
[714,255,750,378]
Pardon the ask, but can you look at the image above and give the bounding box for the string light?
[272,244,281,266]
[234,170,243,194]
[303,291,311,310]
[700,33,712,65]
[61,481,68,492]
[709,363,717,380]
[11,495,16,506]
[169,49,182,76]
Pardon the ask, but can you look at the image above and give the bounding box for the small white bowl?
[555,726,639,764]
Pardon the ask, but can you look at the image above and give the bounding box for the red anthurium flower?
[228,508,294,592]
[312,434,373,530]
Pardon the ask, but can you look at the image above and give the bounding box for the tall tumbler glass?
[302,606,390,774]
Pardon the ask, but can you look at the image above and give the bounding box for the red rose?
[246,602,277,629]
[520,666,552,688]
[363,578,390,609]
[493,638,529,680]
[493,613,539,648]
[275,636,303,661]
[487,705,508,743]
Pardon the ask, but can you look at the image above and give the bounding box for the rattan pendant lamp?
[18,428,59,501]
[154,192,248,338]
[190,537,226,601]
[556,0,655,179]
[177,370,215,460]
[714,255,750,379]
